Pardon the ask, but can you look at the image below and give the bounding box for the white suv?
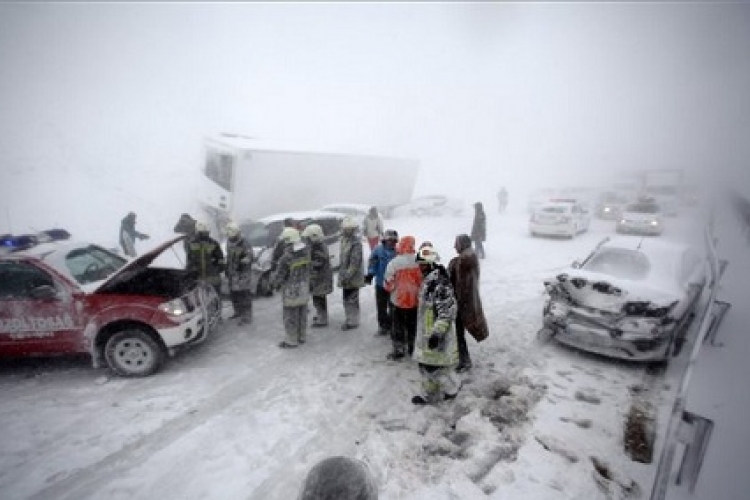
[529,199,591,238]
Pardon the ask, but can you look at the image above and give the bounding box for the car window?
[65,246,127,285]
[583,248,650,280]
[241,221,271,247]
[0,261,55,299]
[316,217,342,237]
[625,203,660,214]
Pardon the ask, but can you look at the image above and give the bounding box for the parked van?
[239,210,345,269]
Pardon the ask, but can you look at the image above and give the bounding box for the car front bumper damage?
[543,300,673,361]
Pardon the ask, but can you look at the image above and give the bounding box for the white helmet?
[416,245,440,264]
[225,222,241,238]
[301,223,324,242]
[195,221,210,234]
[279,227,301,244]
[341,216,358,230]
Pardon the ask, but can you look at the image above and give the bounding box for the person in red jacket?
[383,235,423,360]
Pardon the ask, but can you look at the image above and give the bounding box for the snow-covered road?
[0,209,705,499]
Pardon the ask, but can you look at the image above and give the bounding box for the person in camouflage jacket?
[301,224,333,327]
[272,228,311,348]
[337,216,365,330]
[225,222,253,326]
[411,245,461,405]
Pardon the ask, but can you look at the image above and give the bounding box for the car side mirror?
[30,284,58,300]
[571,260,582,269]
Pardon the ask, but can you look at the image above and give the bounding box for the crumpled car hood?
[551,268,681,314]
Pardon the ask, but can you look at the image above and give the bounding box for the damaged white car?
[539,236,706,363]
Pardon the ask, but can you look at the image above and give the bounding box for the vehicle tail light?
[623,301,648,315]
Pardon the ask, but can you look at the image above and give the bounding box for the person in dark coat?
[174,213,197,255]
[225,221,253,326]
[298,456,378,500]
[448,234,490,372]
[186,221,225,320]
[301,223,333,327]
[470,202,486,259]
[365,229,398,336]
[119,212,149,257]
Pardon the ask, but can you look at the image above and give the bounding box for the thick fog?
[1,2,749,228]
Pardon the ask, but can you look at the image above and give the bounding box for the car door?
[0,260,85,356]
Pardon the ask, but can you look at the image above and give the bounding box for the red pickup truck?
[0,235,219,376]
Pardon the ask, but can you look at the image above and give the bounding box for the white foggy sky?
[1,2,749,204]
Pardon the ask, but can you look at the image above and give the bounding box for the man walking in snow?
[119,211,149,257]
[470,202,487,259]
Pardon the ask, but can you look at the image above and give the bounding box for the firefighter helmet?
[279,227,301,244]
[301,224,324,242]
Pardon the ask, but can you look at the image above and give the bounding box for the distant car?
[539,236,706,363]
[594,191,629,220]
[616,200,664,236]
[239,210,344,270]
[529,199,591,238]
[390,195,465,218]
[0,234,218,377]
[319,203,382,227]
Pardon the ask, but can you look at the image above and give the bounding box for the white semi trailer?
[198,134,420,225]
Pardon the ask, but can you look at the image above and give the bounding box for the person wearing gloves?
[119,211,149,257]
[301,223,333,328]
[272,227,311,348]
[365,229,398,336]
[448,234,490,372]
[338,215,365,330]
[225,221,254,326]
[383,235,422,360]
[411,244,461,405]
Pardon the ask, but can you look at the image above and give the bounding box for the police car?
[0,231,219,377]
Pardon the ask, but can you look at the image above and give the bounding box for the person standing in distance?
[119,211,149,257]
[301,223,333,328]
[362,206,384,251]
[470,202,487,259]
[338,215,365,330]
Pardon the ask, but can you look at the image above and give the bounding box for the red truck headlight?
[159,298,188,317]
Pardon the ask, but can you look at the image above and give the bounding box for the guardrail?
[649,225,727,499]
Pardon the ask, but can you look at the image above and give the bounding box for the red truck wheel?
[104,328,165,377]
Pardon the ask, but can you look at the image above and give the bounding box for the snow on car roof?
[257,210,345,224]
[320,203,373,213]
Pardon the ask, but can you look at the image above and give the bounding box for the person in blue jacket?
[365,229,398,336]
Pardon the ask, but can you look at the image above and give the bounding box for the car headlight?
[651,220,659,226]
[159,298,188,317]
